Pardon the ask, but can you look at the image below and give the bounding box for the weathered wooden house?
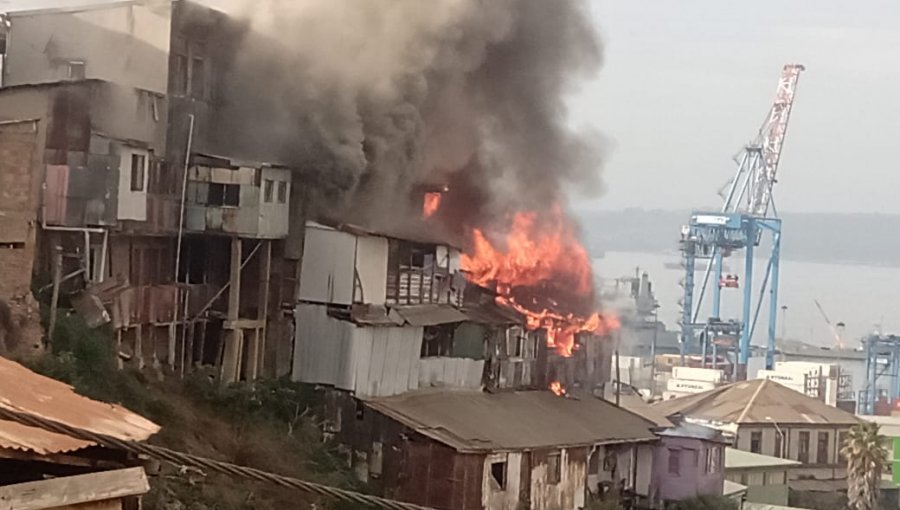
[0,356,159,510]
[327,388,658,510]
[0,0,303,380]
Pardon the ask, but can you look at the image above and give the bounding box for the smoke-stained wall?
[208,0,603,241]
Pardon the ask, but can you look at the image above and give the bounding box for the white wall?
[482,452,523,510]
[530,449,586,510]
[116,146,149,221]
[354,235,388,305]
[418,358,484,390]
[293,304,422,397]
[257,167,290,238]
[298,227,357,305]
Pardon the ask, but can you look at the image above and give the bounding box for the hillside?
[25,313,363,510]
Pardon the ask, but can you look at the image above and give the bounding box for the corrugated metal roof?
[725,447,801,470]
[0,357,159,455]
[394,305,468,327]
[651,379,861,426]
[656,421,730,443]
[366,389,658,453]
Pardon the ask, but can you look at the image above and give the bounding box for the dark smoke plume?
[213,0,603,239]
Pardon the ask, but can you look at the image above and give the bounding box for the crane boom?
[814,299,844,350]
[748,64,805,216]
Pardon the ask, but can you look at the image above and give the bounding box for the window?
[264,179,274,203]
[668,449,681,476]
[817,432,830,464]
[547,452,561,484]
[130,153,146,192]
[838,431,849,465]
[277,181,288,203]
[190,57,205,99]
[355,400,365,421]
[750,431,762,454]
[704,448,712,474]
[490,459,507,490]
[67,60,85,80]
[208,183,240,207]
[774,431,783,458]
[798,431,810,464]
[173,54,188,95]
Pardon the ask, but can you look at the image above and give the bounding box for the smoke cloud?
[213,0,603,239]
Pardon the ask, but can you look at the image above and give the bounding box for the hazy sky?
[568,0,900,214]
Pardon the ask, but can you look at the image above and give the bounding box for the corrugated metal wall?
[354,235,389,305]
[293,304,423,397]
[418,358,484,390]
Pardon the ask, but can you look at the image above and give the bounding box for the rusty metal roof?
[651,379,861,426]
[393,305,468,327]
[366,389,658,453]
[0,357,159,455]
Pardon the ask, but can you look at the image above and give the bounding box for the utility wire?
[0,406,434,510]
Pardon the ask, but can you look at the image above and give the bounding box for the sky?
[568,0,900,214]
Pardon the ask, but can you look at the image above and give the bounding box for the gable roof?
[0,356,159,455]
[366,389,658,453]
[651,379,861,426]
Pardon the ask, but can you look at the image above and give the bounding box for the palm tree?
[841,421,888,510]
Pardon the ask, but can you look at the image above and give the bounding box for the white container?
[672,366,724,384]
[757,369,807,386]
[667,378,716,393]
[775,361,836,377]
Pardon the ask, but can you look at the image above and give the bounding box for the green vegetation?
[25,312,364,510]
[842,422,889,510]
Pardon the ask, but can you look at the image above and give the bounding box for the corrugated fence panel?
[293,304,355,390]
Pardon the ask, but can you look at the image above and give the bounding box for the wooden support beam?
[0,467,149,510]
[220,238,243,383]
[256,240,272,379]
[47,246,63,347]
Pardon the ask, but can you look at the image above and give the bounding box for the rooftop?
[651,378,861,426]
[366,389,658,453]
[0,356,159,455]
[725,447,801,470]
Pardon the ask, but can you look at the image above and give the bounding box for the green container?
[893,438,900,484]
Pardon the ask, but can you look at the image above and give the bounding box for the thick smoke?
[214,0,603,239]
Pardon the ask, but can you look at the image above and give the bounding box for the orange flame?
[460,208,618,357]
[423,192,442,218]
[550,381,566,396]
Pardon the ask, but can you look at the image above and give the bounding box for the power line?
[0,406,434,510]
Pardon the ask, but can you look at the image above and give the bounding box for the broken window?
[208,183,240,207]
[173,54,188,95]
[421,324,455,357]
[264,179,274,203]
[750,431,762,453]
[190,57,205,99]
[130,153,146,192]
[490,459,507,490]
[355,399,365,421]
[547,452,561,484]
[667,449,680,476]
[277,181,288,203]
[67,60,86,80]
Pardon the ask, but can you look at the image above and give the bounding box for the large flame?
[461,207,618,356]
[550,380,566,396]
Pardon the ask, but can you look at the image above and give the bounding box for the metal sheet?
[0,357,159,455]
[651,379,861,426]
[298,226,356,305]
[394,304,467,326]
[418,358,485,390]
[367,389,658,453]
[354,235,388,305]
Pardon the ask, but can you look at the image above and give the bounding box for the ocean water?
[593,251,900,348]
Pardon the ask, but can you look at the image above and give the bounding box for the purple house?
[650,418,730,503]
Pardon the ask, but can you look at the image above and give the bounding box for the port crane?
[678,64,805,379]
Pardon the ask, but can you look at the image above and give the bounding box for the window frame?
[667,448,681,476]
[130,153,146,192]
[798,431,810,464]
[547,451,562,484]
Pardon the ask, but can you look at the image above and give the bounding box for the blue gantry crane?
[678,64,805,379]
[860,334,900,415]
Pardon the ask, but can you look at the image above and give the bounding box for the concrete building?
[725,448,800,506]
[652,379,861,486]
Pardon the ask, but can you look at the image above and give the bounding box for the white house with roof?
[652,379,861,486]
[726,447,801,505]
